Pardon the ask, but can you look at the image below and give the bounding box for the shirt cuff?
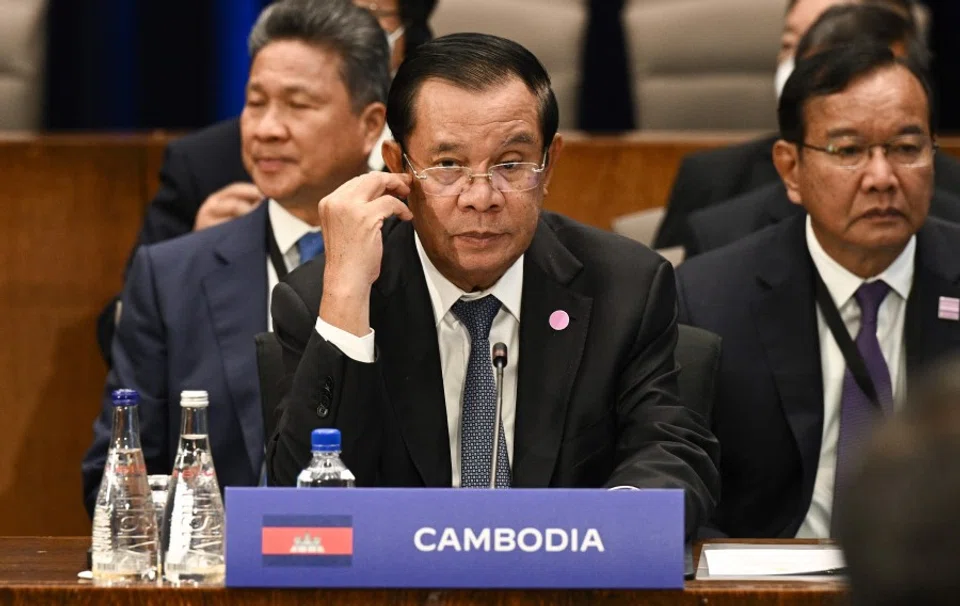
[314,317,375,363]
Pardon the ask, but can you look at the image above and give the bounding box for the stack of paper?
[698,544,847,581]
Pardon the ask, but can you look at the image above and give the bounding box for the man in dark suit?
[266,33,720,538]
[679,4,960,258]
[96,0,438,366]
[653,0,960,250]
[82,0,391,514]
[684,181,960,257]
[677,44,960,538]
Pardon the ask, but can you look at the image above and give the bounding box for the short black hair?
[796,3,930,69]
[386,32,559,151]
[837,357,960,606]
[778,42,935,146]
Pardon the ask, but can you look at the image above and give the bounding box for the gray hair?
[248,0,390,112]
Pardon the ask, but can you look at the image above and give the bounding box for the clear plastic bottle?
[297,429,357,487]
[162,390,225,585]
[91,389,160,584]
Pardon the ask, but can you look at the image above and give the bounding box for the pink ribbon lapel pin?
[939,296,960,321]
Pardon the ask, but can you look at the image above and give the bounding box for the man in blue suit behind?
[81,0,391,514]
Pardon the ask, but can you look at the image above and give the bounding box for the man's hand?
[193,183,263,231]
[318,172,413,337]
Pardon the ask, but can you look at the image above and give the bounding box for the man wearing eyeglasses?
[676,42,960,538]
[266,33,720,540]
[682,2,960,259]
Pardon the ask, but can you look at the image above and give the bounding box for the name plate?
[225,487,684,589]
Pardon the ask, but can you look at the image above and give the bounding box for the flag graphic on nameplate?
[261,515,353,567]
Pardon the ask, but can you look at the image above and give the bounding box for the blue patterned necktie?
[297,232,325,264]
[451,295,511,488]
[832,280,892,532]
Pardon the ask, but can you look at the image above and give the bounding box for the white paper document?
[704,547,846,577]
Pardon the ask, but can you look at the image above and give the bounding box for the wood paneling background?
[1,132,957,537]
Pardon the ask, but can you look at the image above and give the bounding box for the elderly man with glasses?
[265,32,720,541]
[676,42,960,539]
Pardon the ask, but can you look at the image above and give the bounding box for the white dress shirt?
[267,199,322,331]
[796,216,914,538]
[315,234,523,488]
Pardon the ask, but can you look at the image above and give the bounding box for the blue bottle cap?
[111,389,140,406]
[311,428,341,452]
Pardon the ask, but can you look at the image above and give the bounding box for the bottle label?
[165,490,195,566]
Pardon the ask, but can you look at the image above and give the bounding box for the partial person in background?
[82,0,390,515]
[653,0,960,251]
[837,357,960,606]
[95,0,437,366]
[677,43,960,538]
[683,2,960,257]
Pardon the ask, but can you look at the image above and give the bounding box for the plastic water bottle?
[297,429,356,487]
[162,390,225,585]
[91,389,160,584]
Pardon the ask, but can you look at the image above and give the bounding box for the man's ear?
[541,134,564,195]
[773,139,803,205]
[359,102,387,157]
[382,139,403,174]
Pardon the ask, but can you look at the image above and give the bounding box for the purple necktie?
[833,280,892,530]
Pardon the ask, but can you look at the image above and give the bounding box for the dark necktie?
[833,280,892,529]
[451,295,511,488]
[297,232,324,264]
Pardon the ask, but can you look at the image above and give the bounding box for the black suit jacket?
[654,134,960,249]
[685,182,960,257]
[96,118,250,365]
[267,212,721,538]
[676,214,960,537]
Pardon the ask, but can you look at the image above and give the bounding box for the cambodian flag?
[261,515,353,567]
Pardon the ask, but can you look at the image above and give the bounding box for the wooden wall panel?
[0,132,958,537]
[0,137,148,536]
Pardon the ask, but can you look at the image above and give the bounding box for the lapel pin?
[939,296,960,321]
[549,310,570,331]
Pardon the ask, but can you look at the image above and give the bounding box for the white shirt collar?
[805,215,915,307]
[268,199,320,256]
[414,232,523,327]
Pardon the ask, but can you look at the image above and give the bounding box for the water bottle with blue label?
[297,429,356,487]
[91,389,159,584]
[162,390,225,585]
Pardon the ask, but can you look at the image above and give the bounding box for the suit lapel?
[372,222,451,486]
[513,219,591,487]
[905,220,960,377]
[751,216,824,503]
[202,203,269,481]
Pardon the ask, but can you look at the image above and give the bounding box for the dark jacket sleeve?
[654,157,707,249]
[83,247,173,516]
[607,260,720,538]
[96,143,205,367]
[133,143,205,253]
[266,282,385,487]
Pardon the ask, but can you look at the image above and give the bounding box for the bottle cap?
[111,389,140,406]
[180,390,209,408]
[311,428,341,452]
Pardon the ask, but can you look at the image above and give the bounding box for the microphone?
[489,342,508,489]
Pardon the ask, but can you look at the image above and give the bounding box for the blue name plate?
[225,487,684,589]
